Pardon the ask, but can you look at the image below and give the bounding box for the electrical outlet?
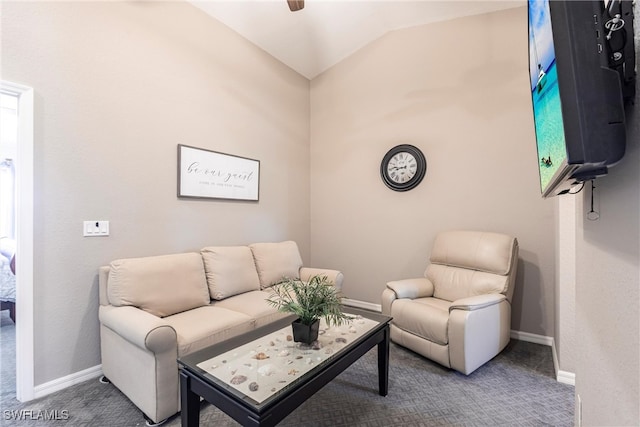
[83,221,109,237]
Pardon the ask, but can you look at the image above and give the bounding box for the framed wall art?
[177,144,260,201]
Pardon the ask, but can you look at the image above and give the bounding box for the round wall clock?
[380,144,426,192]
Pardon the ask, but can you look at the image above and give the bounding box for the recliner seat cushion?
[201,246,261,300]
[108,253,210,318]
[391,297,450,346]
[249,241,303,289]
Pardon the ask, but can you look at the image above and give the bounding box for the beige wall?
[2,1,310,385]
[574,144,639,424]
[555,195,577,376]
[573,2,640,420]
[310,6,556,336]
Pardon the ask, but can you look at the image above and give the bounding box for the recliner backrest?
[424,231,518,303]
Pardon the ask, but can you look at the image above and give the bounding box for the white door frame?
[1,80,35,401]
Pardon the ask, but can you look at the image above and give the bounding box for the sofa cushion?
[201,246,261,300]
[212,290,290,328]
[163,305,254,356]
[249,241,303,289]
[108,253,210,318]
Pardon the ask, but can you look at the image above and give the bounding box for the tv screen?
[528,0,632,198]
[529,0,568,195]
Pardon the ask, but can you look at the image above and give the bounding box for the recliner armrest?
[99,305,177,353]
[386,278,434,300]
[449,294,506,312]
[299,267,344,291]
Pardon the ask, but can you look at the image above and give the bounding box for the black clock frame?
[380,144,426,192]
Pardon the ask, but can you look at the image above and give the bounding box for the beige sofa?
[98,241,343,425]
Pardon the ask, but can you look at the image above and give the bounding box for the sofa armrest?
[381,288,397,316]
[99,305,177,353]
[449,294,506,312]
[98,266,110,306]
[299,267,344,291]
[386,278,434,300]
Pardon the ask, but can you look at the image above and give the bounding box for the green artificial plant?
[266,274,351,327]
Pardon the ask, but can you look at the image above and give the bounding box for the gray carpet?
[0,310,574,426]
[1,310,16,400]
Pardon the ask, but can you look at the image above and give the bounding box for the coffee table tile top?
[196,315,379,403]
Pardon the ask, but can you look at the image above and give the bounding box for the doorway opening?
[0,81,34,402]
[0,92,18,397]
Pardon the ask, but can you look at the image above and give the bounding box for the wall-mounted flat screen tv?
[528,0,633,198]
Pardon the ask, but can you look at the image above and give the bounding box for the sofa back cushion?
[108,252,210,317]
[249,241,303,289]
[201,246,261,300]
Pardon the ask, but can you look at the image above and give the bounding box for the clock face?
[380,144,426,191]
[386,152,418,184]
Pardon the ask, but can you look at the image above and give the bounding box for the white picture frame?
[178,144,260,201]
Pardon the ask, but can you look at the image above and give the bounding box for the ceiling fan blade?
[287,0,304,12]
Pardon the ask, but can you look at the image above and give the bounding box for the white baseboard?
[33,365,102,399]
[32,304,575,398]
[342,299,575,386]
[342,298,382,312]
[510,330,575,386]
[557,370,576,385]
[510,330,554,346]
[29,301,378,399]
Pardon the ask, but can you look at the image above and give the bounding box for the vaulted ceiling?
[191,1,523,79]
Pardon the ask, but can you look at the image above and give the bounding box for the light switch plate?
[83,220,109,237]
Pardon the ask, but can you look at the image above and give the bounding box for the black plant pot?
[291,318,320,344]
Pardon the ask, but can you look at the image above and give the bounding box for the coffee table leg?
[180,370,201,427]
[377,325,390,396]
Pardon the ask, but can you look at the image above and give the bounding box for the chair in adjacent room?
[0,237,16,323]
[381,230,519,375]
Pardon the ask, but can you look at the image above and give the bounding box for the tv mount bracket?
[602,0,636,103]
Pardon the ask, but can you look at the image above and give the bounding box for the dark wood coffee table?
[178,307,391,426]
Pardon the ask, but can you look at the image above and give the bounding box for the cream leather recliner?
[381,230,519,375]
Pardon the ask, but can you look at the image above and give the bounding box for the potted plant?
[266,274,351,344]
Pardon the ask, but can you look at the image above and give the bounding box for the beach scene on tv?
[529,0,567,193]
